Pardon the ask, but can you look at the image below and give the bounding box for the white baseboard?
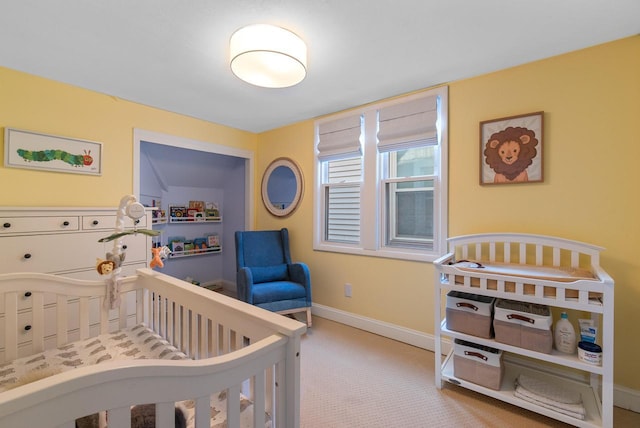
[311,303,639,413]
[614,384,640,413]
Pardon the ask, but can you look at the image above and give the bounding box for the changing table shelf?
[441,352,603,428]
[434,233,614,428]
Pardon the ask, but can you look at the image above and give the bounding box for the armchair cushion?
[252,281,307,304]
[250,264,289,284]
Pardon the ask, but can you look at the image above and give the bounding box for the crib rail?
[0,269,305,428]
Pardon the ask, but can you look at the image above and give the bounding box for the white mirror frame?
[261,157,304,217]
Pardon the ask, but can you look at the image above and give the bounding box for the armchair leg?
[306,307,312,328]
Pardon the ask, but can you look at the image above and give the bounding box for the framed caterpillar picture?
[4,128,102,175]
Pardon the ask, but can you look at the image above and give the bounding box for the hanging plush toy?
[96,252,126,275]
[98,195,160,309]
[150,245,171,269]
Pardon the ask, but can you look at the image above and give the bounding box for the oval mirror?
[261,158,304,217]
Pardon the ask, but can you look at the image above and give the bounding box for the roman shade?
[317,114,362,161]
[377,94,438,153]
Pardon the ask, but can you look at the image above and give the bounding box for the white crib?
[0,268,305,428]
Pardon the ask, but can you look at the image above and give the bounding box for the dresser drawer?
[0,232,149,274]
[0,216,79,235]
[82,215,147,231]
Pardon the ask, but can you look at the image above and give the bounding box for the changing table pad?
[451,261,596,282]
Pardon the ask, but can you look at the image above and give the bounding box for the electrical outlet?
[344,283,352,298]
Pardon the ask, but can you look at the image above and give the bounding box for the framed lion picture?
[480,111,544,185]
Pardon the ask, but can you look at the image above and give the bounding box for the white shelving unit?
[152,208,222,260]
[433,233,614,428]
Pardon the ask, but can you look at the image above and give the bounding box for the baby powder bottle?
[554,312,577,354]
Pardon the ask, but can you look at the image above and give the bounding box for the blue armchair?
[234,228,312,327]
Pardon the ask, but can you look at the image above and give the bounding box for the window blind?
[317,114,362,161]
[377,94,438,153]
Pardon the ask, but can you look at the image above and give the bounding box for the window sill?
[313,242,439,263]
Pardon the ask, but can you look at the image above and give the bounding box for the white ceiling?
[1,1,639,133]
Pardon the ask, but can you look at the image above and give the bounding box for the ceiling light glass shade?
[230,24,307,88]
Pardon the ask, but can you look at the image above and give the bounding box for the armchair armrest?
[236,267,255,303]
[288,262,312,305]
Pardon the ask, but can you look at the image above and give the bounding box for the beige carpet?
[299,317,639,428]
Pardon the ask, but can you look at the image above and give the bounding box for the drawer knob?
[93,220,99,225]
[25,291,32,297]
[24,325,32,331]
[63,221,70,226]
[24,253,32,259]
[3,222,10,228]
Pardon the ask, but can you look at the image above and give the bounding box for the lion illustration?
[483,126,538,183]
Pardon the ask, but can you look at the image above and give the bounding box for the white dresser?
[0,207,151,278]
[0,207,152,357]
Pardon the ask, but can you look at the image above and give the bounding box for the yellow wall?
[0,67,257,206]
[2,36,639,391]
[258,36,640,390]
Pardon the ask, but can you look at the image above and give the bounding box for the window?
[314,86,448,262]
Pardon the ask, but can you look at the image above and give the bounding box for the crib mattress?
[0,324,270,427]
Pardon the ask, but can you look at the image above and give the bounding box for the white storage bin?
[493,299,553,353]
[446,291,495,338]
[453,339,504,390]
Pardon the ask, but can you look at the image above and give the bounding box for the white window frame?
[313,86,448,262]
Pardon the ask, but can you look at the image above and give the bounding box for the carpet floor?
[299,316,639,428]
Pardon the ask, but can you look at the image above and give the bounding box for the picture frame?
[4,128,102,175]
[480,111,543,185]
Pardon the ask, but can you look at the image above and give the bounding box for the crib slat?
[119,297,127,329]
[226,385,241,428]
[158,296,166,338]
[199,315,208,358]
[32,292,45,353]
[194,396,210,428]
[275,360,286,428]
[99,296,109,334]
[107,407,130,428]
[79,296,90,340]
[136,289,144,325]
[182,306,189,354]
[155,402,174,428]
[191,310,198,356]
[57,295,68,346]
[253,371,266,428]
[4,292,18,362]
[168,299,175,345]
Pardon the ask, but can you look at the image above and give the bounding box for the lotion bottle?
[554,312,577,354]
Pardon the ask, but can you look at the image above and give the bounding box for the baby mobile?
[96,195,168,308]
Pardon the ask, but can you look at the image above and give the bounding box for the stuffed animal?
[150,245,171,269]
[96,251,126,275]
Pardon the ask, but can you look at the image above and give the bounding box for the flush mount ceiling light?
[230,24,307,88]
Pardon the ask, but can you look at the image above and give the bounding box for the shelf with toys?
[165,233,221,259]
[167,202,221,223]
[150,200,223,261]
